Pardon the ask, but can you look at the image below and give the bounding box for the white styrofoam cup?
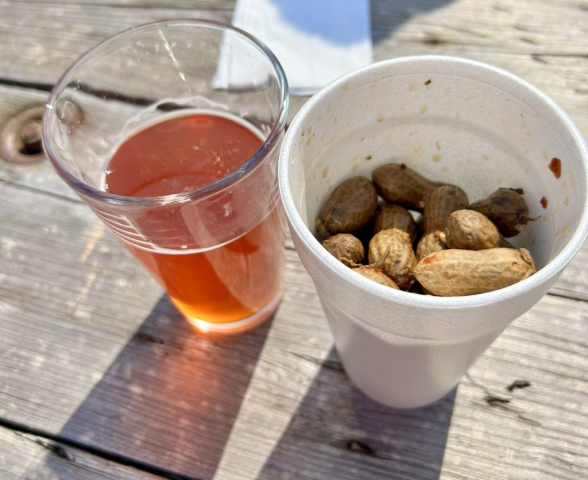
[279,56,588,408]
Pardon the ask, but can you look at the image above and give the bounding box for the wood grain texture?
[1,0,587,92]
[0,0,588,479]
[12,0,235,7]
[0,425,160,480]
[0,181,587,479]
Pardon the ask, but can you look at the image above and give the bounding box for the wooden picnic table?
[0,0,587,478]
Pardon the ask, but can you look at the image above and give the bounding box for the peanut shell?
[368,228,416,290]
[322,234,365,267]
[373,204,418,243]
[442,209,499,250]
[423,185,469,233]
[413,248,537,296]
[353,266,399,289]
[470,188,535,237]
[372,163,449,210]
[416,231,447,261]
[316,176,378,235]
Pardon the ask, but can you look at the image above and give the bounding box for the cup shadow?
[257,347,456,480]
[370,0,456,45]
[45,295,272,479]
[271,0,455,47]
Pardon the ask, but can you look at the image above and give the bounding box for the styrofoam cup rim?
[279,55,588,310]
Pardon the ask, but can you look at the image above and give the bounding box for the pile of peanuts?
[315,163,538,296]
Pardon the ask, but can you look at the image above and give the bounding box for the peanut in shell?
[413,248,537,296]
[322,234,365,267]
[470,188,536,238]
[423,185,469,233]
[368,228,416,290]
[416,231,447,261]
[353,266,399,289]
[442,209,499,250]
[373,204,418,243]
[316,176,378,235]
[372,163,449,211]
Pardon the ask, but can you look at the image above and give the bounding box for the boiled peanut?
[416,185,468,260]
[441,209,499,250]
[316,176,378,235]
[322,234,365,267]
[416,231,447,261]
[413,248,537,296]
[373,204,418,243]
[423,185,469,233]
[368,228,416,290]
[353,265,399,289]
[372,163,449,210]
[470,188,536,237]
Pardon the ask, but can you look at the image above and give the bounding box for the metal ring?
[0,106,45,165]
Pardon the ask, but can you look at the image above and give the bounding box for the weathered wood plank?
[1,0,588,478]
[372,0,588,52]
[0,180,326,477]
[12,0,234,7]
[213,295,588,480]
[0,180,587,479]
[551,245,588,301]
[0,424,161,480]
[1,0,588,87]
[0,2,232,85]
[1,0,588,183]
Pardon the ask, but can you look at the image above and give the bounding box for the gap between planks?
[0,416,198,480]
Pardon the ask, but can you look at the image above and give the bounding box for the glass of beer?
[42,20,289,334]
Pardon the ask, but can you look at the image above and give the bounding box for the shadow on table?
[271,0,454,47]
[370,0,455,45]
[46,295,272,480]
[257,348,457,480]
[42,1,456,476]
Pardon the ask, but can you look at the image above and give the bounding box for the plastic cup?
[43,20,289,335]
[279,56,588,408]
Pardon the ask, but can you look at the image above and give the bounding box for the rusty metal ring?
[0,105,45,165]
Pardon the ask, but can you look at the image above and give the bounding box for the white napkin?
[215,0,373,95]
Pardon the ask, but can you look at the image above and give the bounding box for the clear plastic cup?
[279,56,588,408]
[43,20,289,335]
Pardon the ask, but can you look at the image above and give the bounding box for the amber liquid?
[106,113,284,326]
